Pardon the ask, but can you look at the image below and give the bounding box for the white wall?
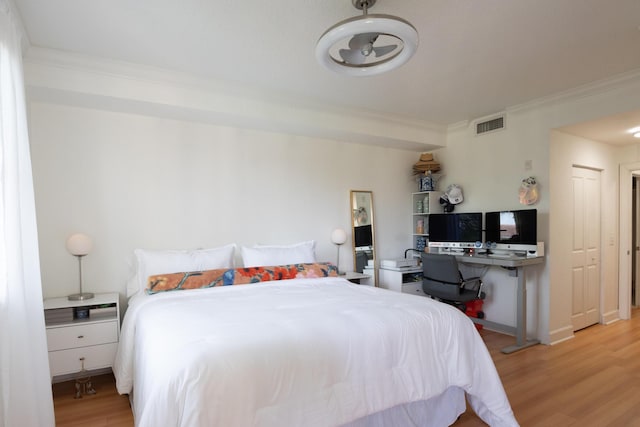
[29,102,419,309]
[434,112,550,340]
[549,131,626,343]
[25,48,640,343]
[436,74,640,344]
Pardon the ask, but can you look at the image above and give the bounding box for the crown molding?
[507,68,640,115]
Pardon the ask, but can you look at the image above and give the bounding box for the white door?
[571,166,601,331]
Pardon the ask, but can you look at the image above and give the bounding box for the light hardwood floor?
[53,310,640,426]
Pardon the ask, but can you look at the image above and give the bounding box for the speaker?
[527,242,545,258]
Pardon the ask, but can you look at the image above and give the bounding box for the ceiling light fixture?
[634,132,640,138]
[316,0,418,77]
[628,126,640,134]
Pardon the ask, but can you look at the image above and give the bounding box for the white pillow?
[241,240,316,267]
[126,244,236,297]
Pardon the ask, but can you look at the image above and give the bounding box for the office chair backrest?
[421,252,461,285]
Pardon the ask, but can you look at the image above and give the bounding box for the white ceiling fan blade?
[373,44,398,57]
[348,32,379,50]
[339,48,367,65]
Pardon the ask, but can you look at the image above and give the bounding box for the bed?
[113,259,518,427]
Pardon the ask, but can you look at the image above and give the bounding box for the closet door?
[571,166,601,331]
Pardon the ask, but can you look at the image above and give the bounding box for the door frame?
[635,179,640,306]
[619,162,640,319]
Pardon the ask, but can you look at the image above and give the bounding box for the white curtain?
[0,0,55,425]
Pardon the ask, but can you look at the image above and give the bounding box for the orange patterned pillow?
[146,262,338,294]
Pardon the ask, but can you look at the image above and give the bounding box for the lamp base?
[68,292,95,301]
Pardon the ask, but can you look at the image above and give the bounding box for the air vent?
[475,115,505,135]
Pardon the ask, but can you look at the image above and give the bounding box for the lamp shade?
[331,228,348,245]
[66,233,93,256]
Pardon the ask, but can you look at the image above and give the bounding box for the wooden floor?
[53,310,640,426]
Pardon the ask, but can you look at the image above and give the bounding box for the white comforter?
[114,277,518,427]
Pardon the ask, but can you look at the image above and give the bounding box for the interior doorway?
[633,177,640,307]
[619,163,640,320]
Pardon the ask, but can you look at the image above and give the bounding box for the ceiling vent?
[475,115,505,136]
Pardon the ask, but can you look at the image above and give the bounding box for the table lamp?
[331,228,348,275]
[66,233,94,301]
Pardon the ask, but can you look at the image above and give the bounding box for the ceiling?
[13,0,640,144]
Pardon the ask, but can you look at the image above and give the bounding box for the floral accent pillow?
[146,262,338,294]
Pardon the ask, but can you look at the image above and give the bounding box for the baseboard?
[601,310,620,325]
[549,325,574,345]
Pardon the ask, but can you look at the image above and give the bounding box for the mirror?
[350,190,375,274]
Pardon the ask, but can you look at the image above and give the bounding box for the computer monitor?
[353,224,372,248]
[485,209,537,251]
[427,212,483,249]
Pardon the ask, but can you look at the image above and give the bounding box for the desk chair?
[421,253,485,312]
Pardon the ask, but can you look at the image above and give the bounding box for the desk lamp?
[66,233,94,301]
[331,228,348,275]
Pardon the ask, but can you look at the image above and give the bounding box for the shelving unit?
[411,191,442,251]
[44,293,120,382]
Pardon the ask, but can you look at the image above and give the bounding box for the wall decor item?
[519,176,539,205]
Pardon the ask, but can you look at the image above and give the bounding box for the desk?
[454,254,544,354]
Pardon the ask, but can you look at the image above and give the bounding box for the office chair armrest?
[461,277,483,299]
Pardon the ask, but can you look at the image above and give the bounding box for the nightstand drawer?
[48,342,118,377]
[402,282,425,296]
[46,320,118,351]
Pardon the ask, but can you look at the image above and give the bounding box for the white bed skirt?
[345,386,466,427]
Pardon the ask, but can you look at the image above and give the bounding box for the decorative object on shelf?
[316,0,418,77]
[416,236,426,252]
[74,357,96,399]
[416,219,424,235]
[331,228,348,275]
[74,306,89,319]
[413,153,441,175]
[416,199,423,213]
[519,176,539,205]
[66,233,94,301]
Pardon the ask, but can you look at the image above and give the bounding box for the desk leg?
[501,266,540,354]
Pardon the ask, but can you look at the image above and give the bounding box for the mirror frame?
[350,190,376,275]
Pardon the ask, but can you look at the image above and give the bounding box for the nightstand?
[343,271,372,285]
[378,266,425,296]
[43,292,120,383]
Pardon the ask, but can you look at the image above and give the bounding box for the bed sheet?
[113,277,518,426]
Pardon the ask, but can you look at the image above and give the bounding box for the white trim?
[548,325,574,345]
[619,162,640,320]
[601,310,621,325]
